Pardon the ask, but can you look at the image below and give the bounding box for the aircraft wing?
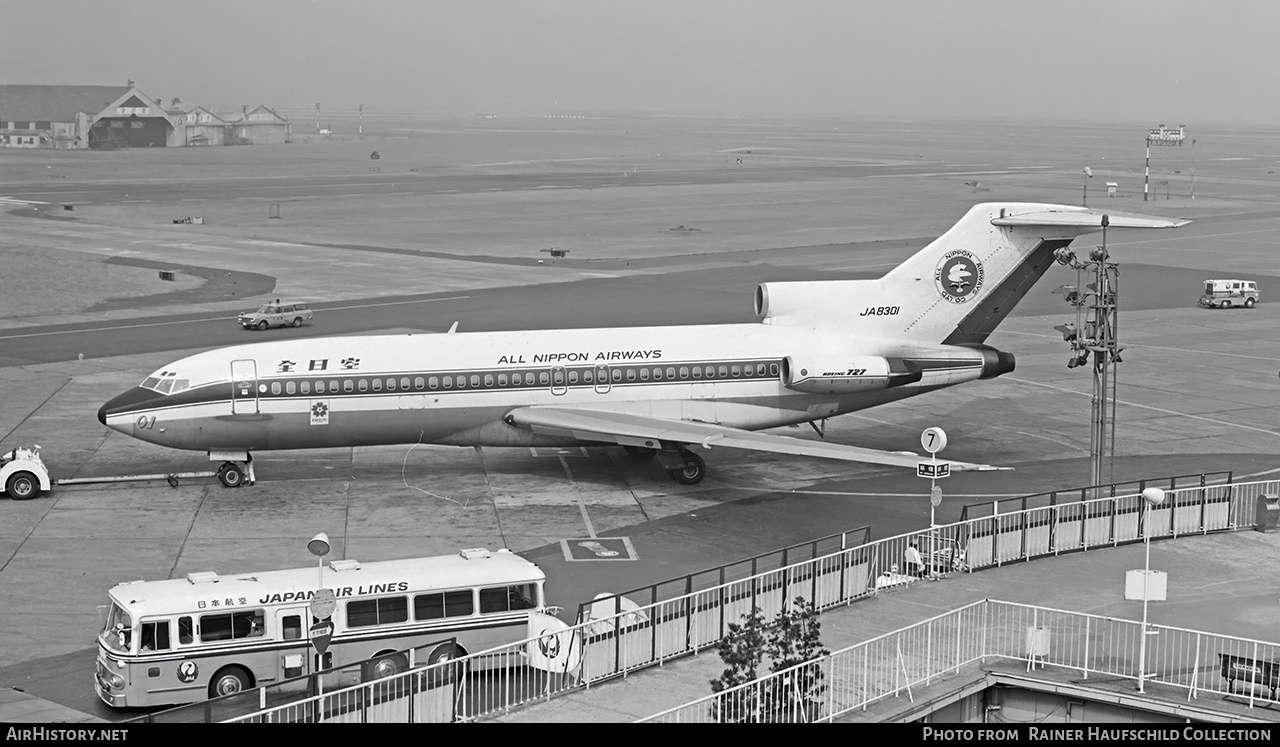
[504,406,1008,472]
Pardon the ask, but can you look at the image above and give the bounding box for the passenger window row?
[346,584,538,629]
[255,361,782,397]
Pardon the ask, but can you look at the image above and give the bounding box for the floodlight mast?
[1053,215,1120,491]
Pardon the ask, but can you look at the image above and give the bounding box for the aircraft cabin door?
[230,359,259,415]
[594,363,611,394]
[550,365,568,396]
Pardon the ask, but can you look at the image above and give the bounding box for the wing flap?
[505,406,1007,472]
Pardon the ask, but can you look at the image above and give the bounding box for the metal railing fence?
[958,471,1235,521]
[224,477,1279,723]
[127,636,459,723]
[578,526,872,634]
[640,599,1280,723]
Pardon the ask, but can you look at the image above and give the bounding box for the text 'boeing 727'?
[99,203,1186,487]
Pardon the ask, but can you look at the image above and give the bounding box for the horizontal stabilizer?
[505,406,1008,472]
[992,208,1188,230]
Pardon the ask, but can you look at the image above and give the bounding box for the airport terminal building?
[0,83,289,149]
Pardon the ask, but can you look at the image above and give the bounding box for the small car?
[238,302,313,330]
[1198,279,1259,309]
[1,445,50,500]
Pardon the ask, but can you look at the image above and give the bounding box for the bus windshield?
[101,603,133,653]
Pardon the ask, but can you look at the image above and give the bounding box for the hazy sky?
[3,0,1278,123]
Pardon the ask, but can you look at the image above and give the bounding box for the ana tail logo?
[935,250,984,303]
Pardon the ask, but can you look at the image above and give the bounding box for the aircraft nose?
[98,387,161,428]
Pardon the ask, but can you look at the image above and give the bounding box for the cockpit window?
[140,372,190,395]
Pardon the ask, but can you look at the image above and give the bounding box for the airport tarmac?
[1,115,1278,722]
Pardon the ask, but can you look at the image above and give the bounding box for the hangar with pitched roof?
[0,83,291,149]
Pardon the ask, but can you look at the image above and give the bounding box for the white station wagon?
[238,302,314,330]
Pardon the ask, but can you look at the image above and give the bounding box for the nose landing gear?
[213,453,255,488]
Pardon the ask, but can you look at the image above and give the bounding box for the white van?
[1199,279,1259,309]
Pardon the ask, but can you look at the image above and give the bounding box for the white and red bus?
[95,548,547,708]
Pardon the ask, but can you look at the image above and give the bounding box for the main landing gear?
[214,453,255,488]
[622,443,706,484]
[655,448,707,485]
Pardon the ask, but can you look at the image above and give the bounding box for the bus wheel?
[423,643,467,686]
[1246,298,1256,308]
[210,666,251,698]
[1220,300,1232,309]
[364,652,407,681]
[428,642,464,665]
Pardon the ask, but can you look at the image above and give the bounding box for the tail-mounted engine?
[781,355,922,394]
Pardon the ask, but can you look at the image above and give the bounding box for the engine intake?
[781,355,922,394]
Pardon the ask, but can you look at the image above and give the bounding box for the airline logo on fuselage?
[497,349,662,365]
[934,250,985,304]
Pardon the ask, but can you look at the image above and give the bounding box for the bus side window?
[141,620,171,651]
[200,613,234,642]
[282,615,302,641]
[414,593,445,620]
[199,610,265,642]
[445,589,474,617]
[479,586,509,613]
[480,584,537,613]
[237,610,265,639]
[178,616,193,645]
[510,583,538,610]
[347,596,408,627]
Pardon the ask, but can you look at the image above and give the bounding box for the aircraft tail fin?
[756,203,1187,345]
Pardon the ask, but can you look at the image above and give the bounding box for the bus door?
[230,359,259,415]
[594,364,611,394]
[550,365,568,395]
[275,607,311,685]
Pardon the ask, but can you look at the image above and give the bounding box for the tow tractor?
[1,445,51,500]
[2,446,240,499]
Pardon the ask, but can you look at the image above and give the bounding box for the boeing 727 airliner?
[98,203,1187,487]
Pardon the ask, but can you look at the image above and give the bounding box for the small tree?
[709,598,829,723]
[763,598,830,722]
[709,607,767,723]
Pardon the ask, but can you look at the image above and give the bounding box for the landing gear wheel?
[292,317,303,327]
[5,471,40,500]
[1220,300,1232,309]
[217,462,245,488]
[209,666,250,698]
[623,445,657,459]
[1245,298,1256,308]
[668,451,706,485]
[257,320,269,330]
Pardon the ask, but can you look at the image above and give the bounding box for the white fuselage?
[99,322,987,453]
